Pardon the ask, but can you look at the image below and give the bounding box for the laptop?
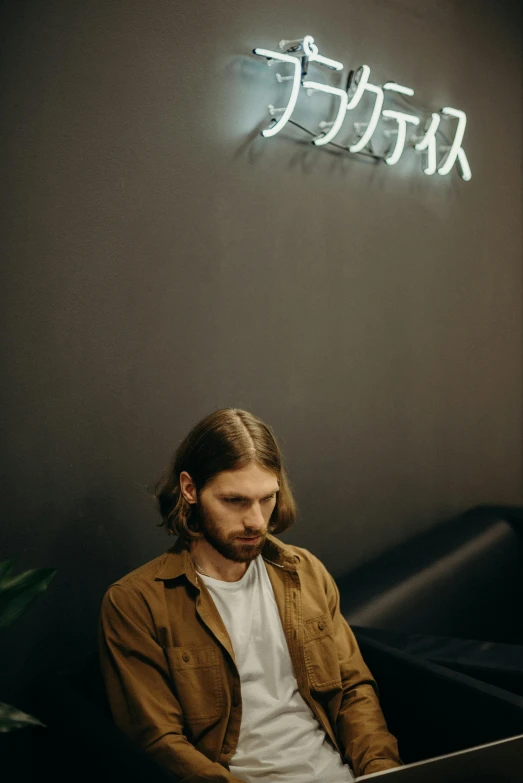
[356,733,523,783]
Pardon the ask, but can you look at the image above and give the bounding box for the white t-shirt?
[199,556,355,783]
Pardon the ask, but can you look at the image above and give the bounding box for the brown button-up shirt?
[99,535,401,781]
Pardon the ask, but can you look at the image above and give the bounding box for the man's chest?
[208,569,294,686]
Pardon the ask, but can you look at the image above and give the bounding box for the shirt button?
[222,745,231,755]
[318,622,325,631]
[182,652,190,662]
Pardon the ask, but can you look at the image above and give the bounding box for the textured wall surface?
[1,0,521,700]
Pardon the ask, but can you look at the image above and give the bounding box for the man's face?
[197,463,279,563]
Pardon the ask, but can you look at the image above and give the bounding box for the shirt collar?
[154,533,299,581]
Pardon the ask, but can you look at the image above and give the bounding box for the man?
[99,408,401,782]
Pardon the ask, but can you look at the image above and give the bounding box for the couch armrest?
[354,629,523,765]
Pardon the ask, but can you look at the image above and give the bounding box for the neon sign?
[253,36,471,182]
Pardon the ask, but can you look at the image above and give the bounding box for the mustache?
[233,529,267,539]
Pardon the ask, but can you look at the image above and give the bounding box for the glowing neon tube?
[349,82,384,153]
[414,113,441,175]
[302,35,344,71]
[253,48,302,137]
[383,82,415,96]
[382,110,419,165]
[303,81,349,145]
[437,107,467,176]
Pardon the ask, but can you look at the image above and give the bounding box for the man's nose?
[244,502,266,530]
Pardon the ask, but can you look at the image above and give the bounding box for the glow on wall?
[253,36,471,182]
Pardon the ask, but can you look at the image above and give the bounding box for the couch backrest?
[339,506,523,643]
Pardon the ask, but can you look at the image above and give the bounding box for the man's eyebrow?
[219,489,279,499]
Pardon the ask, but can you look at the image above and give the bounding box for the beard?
[198,506,267,563]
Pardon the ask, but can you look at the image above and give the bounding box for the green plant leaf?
[0,567,57,630]
[0,702,45,733]
[0,560,14,586]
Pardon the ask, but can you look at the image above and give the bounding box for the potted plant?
[0,559,56,732]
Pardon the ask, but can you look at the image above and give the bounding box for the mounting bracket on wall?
[253,36,471,182]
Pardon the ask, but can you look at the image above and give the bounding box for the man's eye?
[225,498,243,504]
[262,495,276,503]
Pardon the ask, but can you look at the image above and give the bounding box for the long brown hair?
[153,408,296,539]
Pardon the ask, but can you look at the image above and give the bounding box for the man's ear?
[179,471,198,504]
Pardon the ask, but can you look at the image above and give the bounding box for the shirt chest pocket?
[303,613,342,694]
[166,645,224,722]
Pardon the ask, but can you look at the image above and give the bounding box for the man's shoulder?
[266,536,331,577]
[108,549,175,592]
[100,549,182,628]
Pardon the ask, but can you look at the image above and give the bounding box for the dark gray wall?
[1,0,521,701]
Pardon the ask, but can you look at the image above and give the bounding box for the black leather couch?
[354,631,523,763]
[339,505,523,696]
